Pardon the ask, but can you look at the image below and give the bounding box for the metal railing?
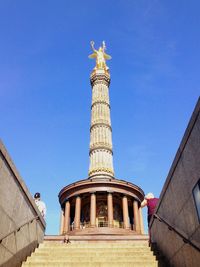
[154,213,200,252]
[70,221,130,231]
[96,221,125,228]
[0,216,39,243]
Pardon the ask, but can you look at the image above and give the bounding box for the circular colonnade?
[59,178,145,235]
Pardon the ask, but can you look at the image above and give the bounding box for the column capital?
[90,70,110,87]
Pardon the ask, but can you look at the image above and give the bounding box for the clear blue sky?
[0,0,199,234]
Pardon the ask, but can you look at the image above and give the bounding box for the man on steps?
[34,192,46,219]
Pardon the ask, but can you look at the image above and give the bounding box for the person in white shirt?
[34,192,46,219]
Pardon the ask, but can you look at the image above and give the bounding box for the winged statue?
[89,41,111,71]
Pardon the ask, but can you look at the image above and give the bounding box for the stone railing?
[0,140,46,267]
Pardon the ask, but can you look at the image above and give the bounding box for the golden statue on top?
[89,41,111,71]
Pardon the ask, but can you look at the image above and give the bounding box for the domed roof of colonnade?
[58,177,144,206]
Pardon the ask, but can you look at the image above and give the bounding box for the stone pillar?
[59,209,64,235]
[74,196,81,230]
[133,200,140,233]
[89,70,114,178]
[139,206,144,234]
[122,195,129,229]
[90,193,96,227]
[63,200,70,233]
[107,192,113,227]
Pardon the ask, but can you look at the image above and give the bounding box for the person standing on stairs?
[141,192,159,226]
[141,192,159,244]
[34,192,47,219]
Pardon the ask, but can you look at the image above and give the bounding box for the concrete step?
[26,256,156,262]
[40,242,149,248]
[43,241,148,246]
[39,245,150,249]
[33,251,154,257]
[23,262,158,267]
[33,250,152,255]
[35,247,152,252]
[22,240,158,267]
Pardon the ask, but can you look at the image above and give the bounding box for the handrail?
[154,213,200,252]
[0,215,39,243]
[69,221,126,231]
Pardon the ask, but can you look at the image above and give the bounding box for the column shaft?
[107,193,113,227]
[63,201,70,233]
[139,206,144,234]
[90,193,96,227]
[122,195,129,229]
[59,209,64,235]
[89,71,114,177]
[133,200,140,233]
[74,196,81,229]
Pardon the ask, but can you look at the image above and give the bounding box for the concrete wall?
[0,141,46,267]
[150,97,200,267]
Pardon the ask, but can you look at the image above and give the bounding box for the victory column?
[58,42,145,236]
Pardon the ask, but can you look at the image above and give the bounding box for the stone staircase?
[22,239,159,267]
